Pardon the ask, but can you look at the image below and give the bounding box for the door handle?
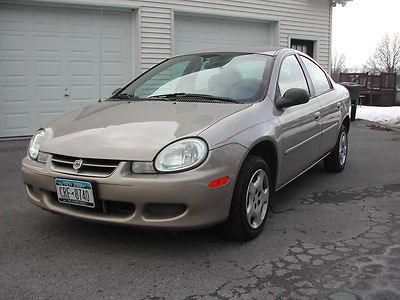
[314,112,321,120]
[336,102,341,109]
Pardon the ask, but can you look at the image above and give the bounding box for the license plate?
[55,178,95,208]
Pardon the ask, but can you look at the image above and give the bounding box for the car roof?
[172,47,297,58]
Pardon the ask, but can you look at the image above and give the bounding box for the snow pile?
[356,106,400,128]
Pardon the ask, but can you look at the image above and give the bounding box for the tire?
[324,125,349,172]
[221,155,272,241]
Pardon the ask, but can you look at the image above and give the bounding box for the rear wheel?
[221,155,272,241]
[324,125,349,172]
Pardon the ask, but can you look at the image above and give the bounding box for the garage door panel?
[34,8,60,27]
[0,59,28,80]
[36,85,64,103]
[34,34,62,54]
[174,15,272,55]
[68,56,100,105]
[3,112,31,131]
[70,84,96,101]
[2,85,29,103]
[101,37,132,61]
[67,10,98,32]
[100,84,122,99]
[68,35,97,55]
[37,111,65,124]
[101,61,126,79]
[69,60,97,79]
[0,33,27,56]
[0,4,134,137]
[0,6,25,28]
[35,60,62,79]
[0,104,41,136]
[174,40,220,54]
[101,37,125,56]
[101,11,132,35]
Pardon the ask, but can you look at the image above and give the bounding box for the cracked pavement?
[1,120,399,299]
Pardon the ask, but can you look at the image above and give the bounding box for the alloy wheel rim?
[245,169,269,229]
[339,131,348,166]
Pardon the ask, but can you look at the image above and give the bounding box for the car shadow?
[35,162,332,252]
[270,161,330,210]
[39,210,236,252]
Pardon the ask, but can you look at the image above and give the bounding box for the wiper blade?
[109,93,138,100]
[145,95,176,101]
[148,93,188,99]
[148,93,240,103]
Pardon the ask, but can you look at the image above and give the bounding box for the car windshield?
[116,53,273,103]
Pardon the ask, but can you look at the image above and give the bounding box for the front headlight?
[28,129,46,160]
[154,138,208,172]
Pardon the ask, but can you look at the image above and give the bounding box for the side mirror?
[276,88,310,109]
[112,87,122,95]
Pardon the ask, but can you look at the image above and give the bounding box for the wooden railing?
[339,72,398,106]
[339,73,397,91]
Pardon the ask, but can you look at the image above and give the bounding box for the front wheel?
[221,155,272,241]
[324,125,349,172]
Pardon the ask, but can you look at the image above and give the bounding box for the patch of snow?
[356,106,400,128]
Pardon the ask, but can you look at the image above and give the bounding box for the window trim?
[275,53,311,102]
[298,54,334,99]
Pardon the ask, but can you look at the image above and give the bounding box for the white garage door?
[0,4,134,137]
[174,15,273,55]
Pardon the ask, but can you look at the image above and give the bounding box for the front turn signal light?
[208,176,230,188]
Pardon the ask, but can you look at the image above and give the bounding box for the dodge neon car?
[22,48,350,241]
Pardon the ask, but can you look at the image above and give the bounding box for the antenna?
[98,8,103,102]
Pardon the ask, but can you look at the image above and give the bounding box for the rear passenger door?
[276,55,322,185]
[299,56,339,155]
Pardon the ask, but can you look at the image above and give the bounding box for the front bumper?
[22,143,247,229]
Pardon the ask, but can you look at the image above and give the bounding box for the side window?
[278,55,309,96]
[300,56,332,96]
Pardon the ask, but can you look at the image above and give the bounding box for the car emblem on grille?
[73,159,83,171]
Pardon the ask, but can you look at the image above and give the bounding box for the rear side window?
[300,56,332,96]
[278,55,309,96]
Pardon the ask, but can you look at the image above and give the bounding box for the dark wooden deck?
[339,73,397,106]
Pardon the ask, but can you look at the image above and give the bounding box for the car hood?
[41,100,251,160]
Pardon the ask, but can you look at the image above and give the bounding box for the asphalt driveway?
[1,120,400,299]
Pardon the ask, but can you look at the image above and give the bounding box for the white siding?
[140,5,173,71]
[25,0,331,71]
[135,0,331,71]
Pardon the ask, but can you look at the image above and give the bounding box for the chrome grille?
[51,154,120,177]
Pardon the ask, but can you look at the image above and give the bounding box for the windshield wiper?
[109,93,138,100]
[148,93,240,103]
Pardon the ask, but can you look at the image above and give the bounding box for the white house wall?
[0,0,332,137]
[136,0,331,72]
[23,0,332,71]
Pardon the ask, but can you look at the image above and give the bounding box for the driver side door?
[276,55,322,186]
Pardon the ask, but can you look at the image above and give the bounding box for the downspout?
[329,3,333,74]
